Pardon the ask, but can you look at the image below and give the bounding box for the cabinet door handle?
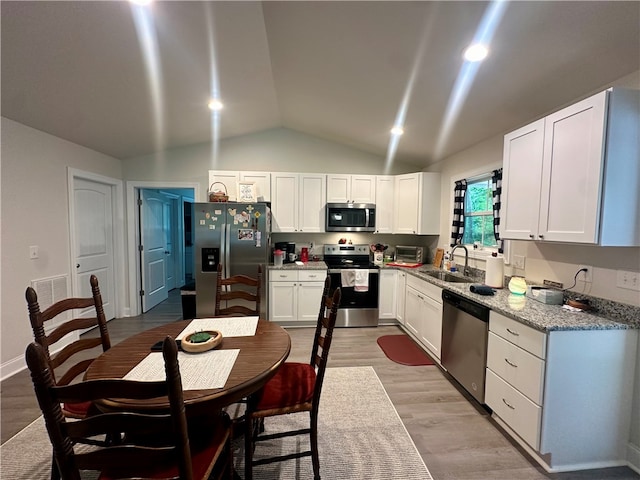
[502,398,516,410]
[505,358,518,368]
[506,328,519,336]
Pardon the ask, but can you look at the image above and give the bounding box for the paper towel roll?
[485,256,504,288]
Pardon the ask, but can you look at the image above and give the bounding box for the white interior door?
[164,199,176,291]
[73,178,116,320]
[140,189,168,312]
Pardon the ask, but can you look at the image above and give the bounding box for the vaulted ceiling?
[2,1,639,167]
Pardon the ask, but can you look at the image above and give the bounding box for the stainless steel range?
[323,244,379,327]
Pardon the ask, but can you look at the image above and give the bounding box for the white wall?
[123,127,419,200]
[0,118,123,378]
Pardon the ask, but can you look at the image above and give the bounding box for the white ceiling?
[2,1,639,166]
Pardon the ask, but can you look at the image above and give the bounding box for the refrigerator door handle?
[224,221,231,278]
[219,222,226,279]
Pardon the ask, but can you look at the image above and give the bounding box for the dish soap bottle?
[443,252,451,271]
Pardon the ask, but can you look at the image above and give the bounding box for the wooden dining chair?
[244,282,341,480]
[26,336,234,480]
[215,263,261,316]
[26,274,111,420]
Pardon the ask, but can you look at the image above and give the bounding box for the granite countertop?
[268,261,328,271]
[388,264,639,333]
[266,261,638,332]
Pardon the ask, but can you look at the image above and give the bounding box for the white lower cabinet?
[485,369,542,449]
[378,269,397,320]
[269,270,326,323]
[485,311,638,472]
[404,275,442,360]
[396,271,406,325]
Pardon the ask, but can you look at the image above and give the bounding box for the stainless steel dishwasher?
[441,290,490,404]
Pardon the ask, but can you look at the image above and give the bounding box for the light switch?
[29,245,39,259]
[617,270,640,291]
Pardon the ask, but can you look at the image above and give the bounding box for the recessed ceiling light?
[130,0,153,5]
[463,44,488,62]
[390,126,404,136]
[208,99,224,111]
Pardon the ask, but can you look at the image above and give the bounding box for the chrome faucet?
[450,245,470,276]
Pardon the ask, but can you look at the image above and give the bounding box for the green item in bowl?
[190,331,212,343]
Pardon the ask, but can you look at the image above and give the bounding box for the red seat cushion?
[62,401,92,417]
[99,426,228,479]
[257,362,316,411]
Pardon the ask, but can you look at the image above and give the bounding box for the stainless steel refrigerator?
[192,202,270,318]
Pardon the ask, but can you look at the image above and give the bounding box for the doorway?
[126,181,199,316]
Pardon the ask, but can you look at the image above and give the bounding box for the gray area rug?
[1,366,432,480]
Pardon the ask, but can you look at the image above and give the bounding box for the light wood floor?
[3,290,638,480]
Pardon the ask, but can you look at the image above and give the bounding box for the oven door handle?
[328,269,379,274]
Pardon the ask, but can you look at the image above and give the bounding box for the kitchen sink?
[426,271,474,283]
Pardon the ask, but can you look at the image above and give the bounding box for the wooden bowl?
[181,330,223,353]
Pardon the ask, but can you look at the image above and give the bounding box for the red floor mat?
[377,335,435,366]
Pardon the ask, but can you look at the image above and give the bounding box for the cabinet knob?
[529,234,534,239]
[538,234,544,239]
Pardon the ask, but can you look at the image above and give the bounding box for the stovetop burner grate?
[322,244,378,269]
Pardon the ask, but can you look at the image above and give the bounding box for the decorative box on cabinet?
[326,174,376,204]
[270,173,326,233]
[501,88,640,245]
[485,311,638,472]
[269,269,326,324]
[393,172,440,235]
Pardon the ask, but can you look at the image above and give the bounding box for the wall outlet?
[578,265,592,283]
[29,245,39,259]
[513,255,526,269]
[616,270,640,291]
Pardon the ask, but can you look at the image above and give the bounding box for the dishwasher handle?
[442,290,490,322]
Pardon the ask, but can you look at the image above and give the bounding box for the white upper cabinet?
[374,175,394,233]
[501,88,640,245]
[208,170,271,202]
[326,174,376,203]
[298,174,327,232]
[501,120,545,241]
[394,172,440,235]
[271,173,326,233]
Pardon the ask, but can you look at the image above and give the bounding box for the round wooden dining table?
[85,319,291,417]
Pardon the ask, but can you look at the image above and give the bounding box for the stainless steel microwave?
[325,203,376,232]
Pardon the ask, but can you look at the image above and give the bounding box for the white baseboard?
[627,442,640,474]
[1,355,27,382]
